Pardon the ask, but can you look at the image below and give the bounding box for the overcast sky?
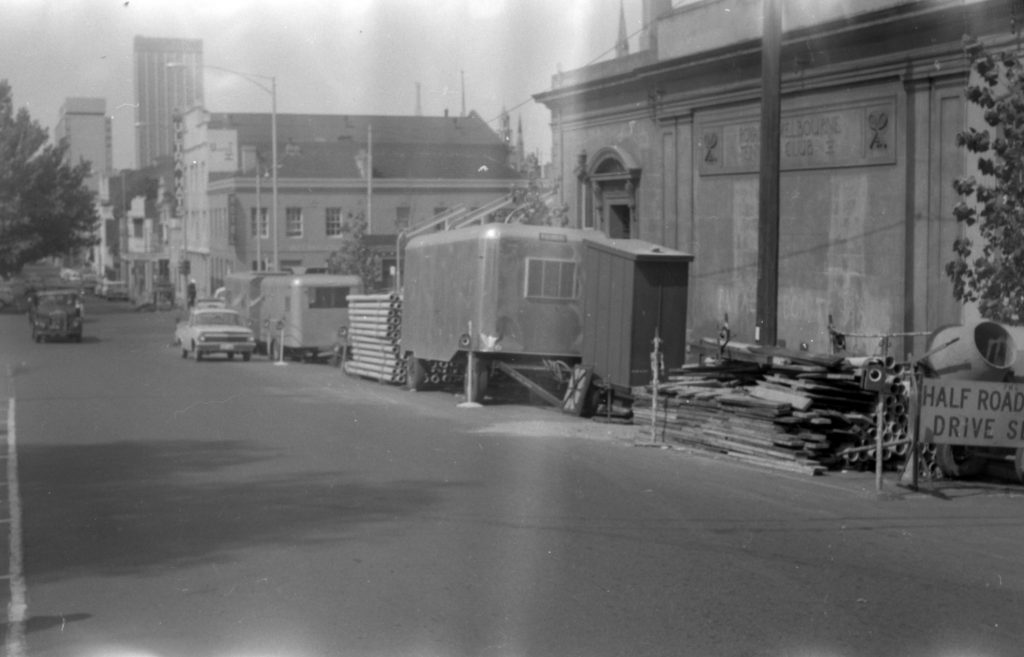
[3,0,644,170]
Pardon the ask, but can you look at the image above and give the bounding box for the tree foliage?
[325,211,384,292]
[947,37,1024,322]
[492,180,569,227]
[0,80,99,278]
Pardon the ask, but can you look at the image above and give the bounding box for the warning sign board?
[920,378,1024,447]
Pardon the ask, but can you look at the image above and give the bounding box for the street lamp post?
[270,76,278,271]
[255,162,262,270]
[167,62,279,271]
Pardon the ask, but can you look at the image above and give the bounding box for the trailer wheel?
[405,353,427,391]
[934,444,986,479]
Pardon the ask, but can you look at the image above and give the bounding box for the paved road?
[1,300,1023,657]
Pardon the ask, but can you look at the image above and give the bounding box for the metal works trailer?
[258,274,363,362]
[401,223,594,403]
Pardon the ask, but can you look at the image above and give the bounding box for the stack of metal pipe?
[422,359,463,386]
[841,356,921,470]
[343,293,406,384]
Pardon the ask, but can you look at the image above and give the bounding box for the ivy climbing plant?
[947,36,1024,323]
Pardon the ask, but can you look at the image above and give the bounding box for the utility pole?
[121,170,128,284]
[255,161,262,271]
[756,0,782,346]
[366,123,373,234]
[270,76,279,271]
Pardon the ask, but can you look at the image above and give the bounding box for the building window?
[250,207,269,238]
[286,207,303,237]
[525,258,576,300]
[325,207,343,237]
[133,218,144,238]
[395,205,410,230]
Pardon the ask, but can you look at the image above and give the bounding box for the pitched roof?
[209,111,503,148]
[209,111,523,181]
[268,140,520,180]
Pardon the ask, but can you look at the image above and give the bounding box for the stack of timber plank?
[633,338,909,476]
[343,293,405,384]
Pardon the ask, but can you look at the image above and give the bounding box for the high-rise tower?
[55,97,111,192]
[133,36,204,167]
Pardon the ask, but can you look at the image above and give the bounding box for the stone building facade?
[535,0,1012,359]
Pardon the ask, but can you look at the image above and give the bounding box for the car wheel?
[32,328,40,343]
[181,346,188,359]
[192,342,202,361]
[227,352,235,360]
[74,334,82,343]
[242,352,252,362]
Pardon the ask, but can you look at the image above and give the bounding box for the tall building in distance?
[55,97,111,192]
[133,36,204,168]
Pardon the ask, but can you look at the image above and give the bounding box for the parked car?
[80,270,99,292]
[0,278,21,311]
[194,297,227,309]
[175,307,256,361]
[29,289,84,343]
[98,279,130,301]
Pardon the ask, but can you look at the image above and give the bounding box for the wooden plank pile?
[343,293,406,384]
[633,338,918,475]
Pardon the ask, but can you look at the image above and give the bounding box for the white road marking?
[5,397,27,657]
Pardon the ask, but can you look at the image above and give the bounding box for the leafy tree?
[326,211,383,291]
[0,80,99,278]
[947,37,1024,322]
[493,181,569,226]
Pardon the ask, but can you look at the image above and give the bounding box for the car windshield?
[195,312,241,326]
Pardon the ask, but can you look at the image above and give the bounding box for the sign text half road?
[920,377,1024,447]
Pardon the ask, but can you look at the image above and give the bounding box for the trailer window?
[308,286,351,308]
[526,258,576,300]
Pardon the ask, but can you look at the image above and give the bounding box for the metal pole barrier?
[651,330,662,443]
[908,371,920,490]
[275,318,287,366]
[875,391,885,492]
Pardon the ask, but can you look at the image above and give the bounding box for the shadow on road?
[18,438,451,583]
[0,613,92,635]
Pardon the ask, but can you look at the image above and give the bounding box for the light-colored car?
[194,297,227,309]
[98,279,130,301]
[175,307,256,361]
[80,270,99,291]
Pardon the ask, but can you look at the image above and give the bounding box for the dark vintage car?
[29,289,84,342]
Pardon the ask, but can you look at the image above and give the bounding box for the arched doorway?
[577,147,641,238]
